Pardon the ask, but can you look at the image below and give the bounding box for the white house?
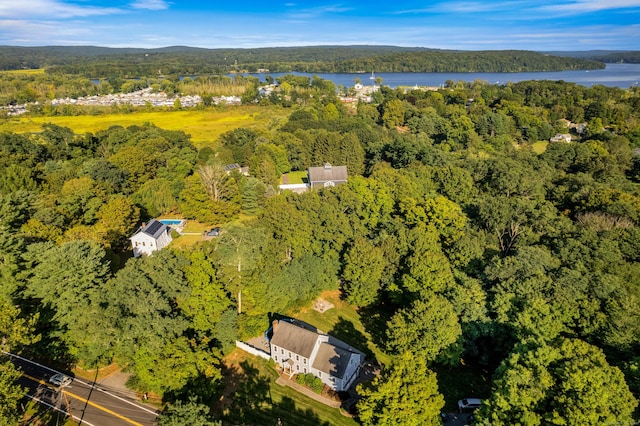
[129,219,172,257]
[269,319,363,392]
[550,133,572,143]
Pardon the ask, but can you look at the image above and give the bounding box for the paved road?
[5,352,159,426]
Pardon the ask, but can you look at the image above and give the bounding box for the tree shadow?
[221,360,273,424]
[163,373,224,407]
[356,305,393,361]
[216,358,333,426]
[328,316,373,360]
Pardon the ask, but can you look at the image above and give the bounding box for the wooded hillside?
[1,74,639,424]
[0,45,605,76]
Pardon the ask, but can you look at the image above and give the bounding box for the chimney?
[272,320,279,335]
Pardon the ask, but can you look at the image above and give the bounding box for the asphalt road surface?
[5,352,159,426]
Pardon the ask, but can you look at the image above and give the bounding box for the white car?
[49,373,72,388]
[458,398,482,412]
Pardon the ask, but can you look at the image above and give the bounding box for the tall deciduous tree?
[476,338,638,426]
[22,240,113,363]
[357,353,444,426]
[386,292,461,361]
[0,296,39,425]
[158,397,219,426]
[182,251,230,334]
[342,237,386,307]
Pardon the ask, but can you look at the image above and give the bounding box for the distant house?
[129,219,172,257]
[550,133,572,143]
[225,163,250,176]
[308,163,348,189]
[269,319,363,392]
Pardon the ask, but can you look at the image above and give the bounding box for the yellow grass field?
[531,140,549,154]
[0,105,291,149]
[0,69,45,75]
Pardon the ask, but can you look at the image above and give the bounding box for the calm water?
[242,63,640,89]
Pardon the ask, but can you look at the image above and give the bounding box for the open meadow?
[0,105,291,149]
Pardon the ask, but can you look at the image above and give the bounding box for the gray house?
[308,163,348,189]
[269,319,363,392]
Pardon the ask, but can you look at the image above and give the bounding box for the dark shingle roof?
[312,342,354,378]
[270,321,318,359]
[308,163,348,183]
[141,219,169,239]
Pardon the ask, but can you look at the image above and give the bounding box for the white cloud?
[538,0,640,14]
[129,0,171,11]
[0,19,96,45]
[0,0,122,19]
[393,1,536,15]
[286,4,352,20]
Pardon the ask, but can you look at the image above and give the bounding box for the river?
[237,63,640,89]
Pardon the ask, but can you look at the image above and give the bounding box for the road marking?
[76,381,158,416]
[23,393,98,426]
[21,373,144,426]
[63,389,144,426]
[23,373,51,387]
[4,351,157,416]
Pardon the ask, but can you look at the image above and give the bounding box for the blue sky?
[1,0,639,50]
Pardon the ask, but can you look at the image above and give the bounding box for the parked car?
[49,373,72,388]
[205,227,221,237]
[458,398,483,412]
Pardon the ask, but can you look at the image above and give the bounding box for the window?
[318,372,322,378]
[296,365,299,371]
[303,358,307,364]
[304,368,307,373]
[296,355,299,361]
[281,349,284,354]
[274,356,278,362]
[288,352,291,358]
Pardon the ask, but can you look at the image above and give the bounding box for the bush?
[311,377,324,394]
[296,374,306,385]
[304,373,315,387]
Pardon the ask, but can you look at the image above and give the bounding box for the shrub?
[311,377,324,394]
[304,373,315,387]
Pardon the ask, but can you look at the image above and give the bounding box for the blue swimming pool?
[159,219,185,226]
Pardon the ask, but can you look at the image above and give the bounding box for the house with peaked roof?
[129,219,172,257]
[308,163,348,189]
[269,319,363,392]
[550,133,572,143]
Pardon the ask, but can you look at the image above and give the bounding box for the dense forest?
[0,45,607,76]
[1,71,640,425]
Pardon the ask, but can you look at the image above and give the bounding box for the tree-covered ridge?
[1,76,640,423]
[0,45,604,76]
[590,51,640,64]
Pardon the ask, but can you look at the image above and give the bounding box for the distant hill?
[542,50,640,63]
[0,45,606,76]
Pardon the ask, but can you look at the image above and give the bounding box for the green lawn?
[221,350,357,426]
[287,290,392,367]
[219,291,392,425]
[282,170,308,184]
[531,140,549,154]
